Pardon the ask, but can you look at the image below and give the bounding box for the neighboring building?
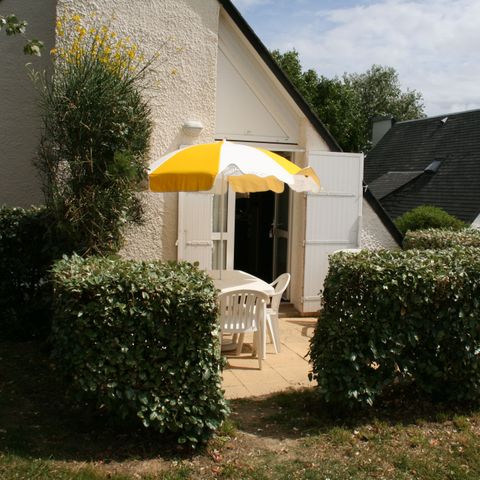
[366,111,480,226]
[1,0,400,313]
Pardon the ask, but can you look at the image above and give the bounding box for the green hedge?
[395,205,466,234]
[0,206,64,340]
[404,228,480,250]
[51,255,228,446]
[309,248,480,408]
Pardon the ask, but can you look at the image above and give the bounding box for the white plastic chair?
[218,289,269,370]
[266,273,291,353]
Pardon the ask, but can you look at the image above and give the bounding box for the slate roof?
[369,171,424,199]
[219,0,402,245]
[365,109,480,223]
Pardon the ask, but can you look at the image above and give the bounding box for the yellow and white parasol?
[148,140,320,194]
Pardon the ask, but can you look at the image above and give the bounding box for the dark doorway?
[234,191,274,282]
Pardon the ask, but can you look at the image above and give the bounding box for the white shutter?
[303,151,364,312]
[178,192,213,270]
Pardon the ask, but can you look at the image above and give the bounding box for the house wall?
[360,199,399,249]
[56,0,221,260]
[1,0,398,286]
[0,0,57,207]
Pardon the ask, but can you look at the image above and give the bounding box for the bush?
[0,206,66,340]
[395,205,466,234]
[404,228,480,250]
[309,248,480,408]
[35,14,152,255]
[51,255,228,446]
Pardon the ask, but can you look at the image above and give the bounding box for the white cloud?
[251,0,480,116]
[233,0,274,9]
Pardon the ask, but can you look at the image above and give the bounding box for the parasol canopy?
[148,140,320,194]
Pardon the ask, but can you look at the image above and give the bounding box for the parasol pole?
[219,173,225,280]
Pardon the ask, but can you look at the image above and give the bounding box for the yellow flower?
[50,47,57,56]
[72,14,81,23]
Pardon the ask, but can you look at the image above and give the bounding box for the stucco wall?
[56,0,220,260]
[360,199,399,250]
[0,0,57,207]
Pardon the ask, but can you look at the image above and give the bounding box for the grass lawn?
[1,341,480,479]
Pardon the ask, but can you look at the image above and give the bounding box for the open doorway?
[234,191,274,282]
[233,182,291,299]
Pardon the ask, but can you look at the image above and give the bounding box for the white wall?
[57,0,220,260]
[0,0,57,207]
[360,199,399,249]
[471,213,480,229]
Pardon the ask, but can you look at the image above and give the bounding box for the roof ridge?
[397,107,480,125]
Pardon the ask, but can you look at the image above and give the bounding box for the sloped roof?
[369,171,423,199]
[365,109,480,223]
[218,0,402,245]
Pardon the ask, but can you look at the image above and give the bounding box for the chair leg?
[267,314,281,353]
[235,333,245,355]
[255,330,262,369]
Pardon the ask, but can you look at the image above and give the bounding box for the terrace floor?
[221,313,317,399]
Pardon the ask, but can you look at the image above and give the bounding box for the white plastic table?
[208,270,275,296]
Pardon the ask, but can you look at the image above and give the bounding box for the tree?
[272,49,425,152]
[344,65,425,151]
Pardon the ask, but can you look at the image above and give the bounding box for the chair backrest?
[269,273,291,313]
[218,289,269,333]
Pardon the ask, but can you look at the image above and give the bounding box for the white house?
[0,0,401,314]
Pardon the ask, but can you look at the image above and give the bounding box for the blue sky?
[232,0,480,117]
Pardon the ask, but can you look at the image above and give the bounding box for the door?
[302,151,364,312]
[178,189,236,270]
[212,188,235,269]
[178,192,214,270]
[272,188,290,281]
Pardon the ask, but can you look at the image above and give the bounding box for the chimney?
[372,116,395,146]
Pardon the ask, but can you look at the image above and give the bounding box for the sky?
[231,0,480,117]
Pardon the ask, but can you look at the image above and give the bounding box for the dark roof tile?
[369,171,424,199]
[365,109,480,223]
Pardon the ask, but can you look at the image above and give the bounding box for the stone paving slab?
[222,317,317,399]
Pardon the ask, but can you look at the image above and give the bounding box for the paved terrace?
[222,312,317,399]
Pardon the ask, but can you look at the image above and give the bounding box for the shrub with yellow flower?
[35,13,153,255]
[53,14,151,79]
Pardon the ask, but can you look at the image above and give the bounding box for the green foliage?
[309,248,480,408]
[35,15,152,256]
[395,205,466,234]
[272,49,425,152]
[51,256,229,446]
[404,228,480,250]
[0,206,68,340]
[0,6,44,55]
